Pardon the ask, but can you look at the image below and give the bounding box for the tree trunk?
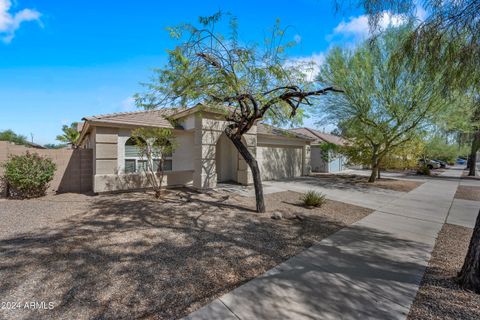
[468,130,480,176]
[228,135,266,213]
[369,164,378,182]
[368,151,379,183]
[457,210,480,293]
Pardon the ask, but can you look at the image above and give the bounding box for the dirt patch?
[310,173,423,192]
[408,224,480,320]
[0,189,372,320]
[455,186,480,201]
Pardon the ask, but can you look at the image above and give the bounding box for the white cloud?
[120,97,136,112]
[0,0,41,43]
[286,52,325,82]
[330,3,427,45]
[331,11,407,44]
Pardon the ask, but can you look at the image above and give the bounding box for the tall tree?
[336,1,480,175]
[467,103,480,176]
[336,0,480,292]
[317,27,449,182]
[56,122,80,148]
[135,13,339,212]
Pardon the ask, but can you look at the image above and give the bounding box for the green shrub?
[301,190,326,208]
[2,152,56,199]
[417,164,431,176]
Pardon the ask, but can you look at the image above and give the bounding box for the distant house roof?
[258,123,315,141]
[25,141,47,149]
[289,127,346,146]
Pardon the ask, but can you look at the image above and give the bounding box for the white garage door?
[257,145,303,180]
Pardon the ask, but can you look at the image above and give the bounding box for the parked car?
[457,158,467,165]
[433,159,448,168]
[419,159,441,169]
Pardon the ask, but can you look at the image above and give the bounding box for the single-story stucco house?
[290,127,347,173]
[78,105,315,193]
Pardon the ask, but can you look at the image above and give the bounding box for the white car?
[419,159,441,169]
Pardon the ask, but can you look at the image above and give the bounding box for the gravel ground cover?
[408,224,480,320]
[0,189,372,320]
[0,193,93,239]
[455,185,480,201]
[310,173,423,192]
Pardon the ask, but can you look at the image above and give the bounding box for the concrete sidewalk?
[185,168,478,320]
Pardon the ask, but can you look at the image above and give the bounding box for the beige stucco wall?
[215,133,238,182]
[192,114,256,189]
[87,112,310,192]
[92,126,194,192]
[311,145,327,172]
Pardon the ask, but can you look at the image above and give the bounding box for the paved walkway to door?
[185,167,480,320]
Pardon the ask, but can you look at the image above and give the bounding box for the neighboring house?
[290,128,346,173]
[24,141,47,149]
[78,105,314,193]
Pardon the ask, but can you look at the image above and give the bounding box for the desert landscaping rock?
[455,185,480,201]
[271,212,283,220]
[309,173,424,192]
[0,189,372,320]
[408,224,480,320]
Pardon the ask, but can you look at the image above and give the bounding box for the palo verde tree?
[56,122,80,148]
[337,0,480,175]
[317,26,449,182]
[131,128,176,199]
[337,0,480,293]
[135,12,340,212]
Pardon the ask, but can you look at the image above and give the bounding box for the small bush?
[2,152,56,199]
[301,190,326,208]
[417,164,431,176]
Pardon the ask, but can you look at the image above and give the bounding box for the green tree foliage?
[381,137,425,170]
[0,129,28,145]
[424,136,469,164]
[1,152,56,199]
[56,122,80,148]
[134,12,339,212]
[336,0,479,85]
[336,0,480,293]
[44,143,67,149]
[317,27,449,182]
[130,128,176,198]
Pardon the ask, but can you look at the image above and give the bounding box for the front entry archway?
[215,133,239,183]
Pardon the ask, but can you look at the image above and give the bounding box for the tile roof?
[82,107,313,142]
[257,123,315,141]
[289,127,346,146]
[82,109,177,129]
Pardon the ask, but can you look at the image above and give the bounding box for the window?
[137,160,148,172]
[125,159,136,173]
[153,159,172,172]
[124,136,173,173]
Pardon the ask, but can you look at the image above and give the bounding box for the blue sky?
[0,0,378,145]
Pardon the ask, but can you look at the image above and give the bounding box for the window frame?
[124,136,173,174]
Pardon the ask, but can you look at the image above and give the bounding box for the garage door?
[257,145,303,180]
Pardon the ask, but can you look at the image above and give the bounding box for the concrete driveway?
[220,174,408,211]
[187,167,480,320]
